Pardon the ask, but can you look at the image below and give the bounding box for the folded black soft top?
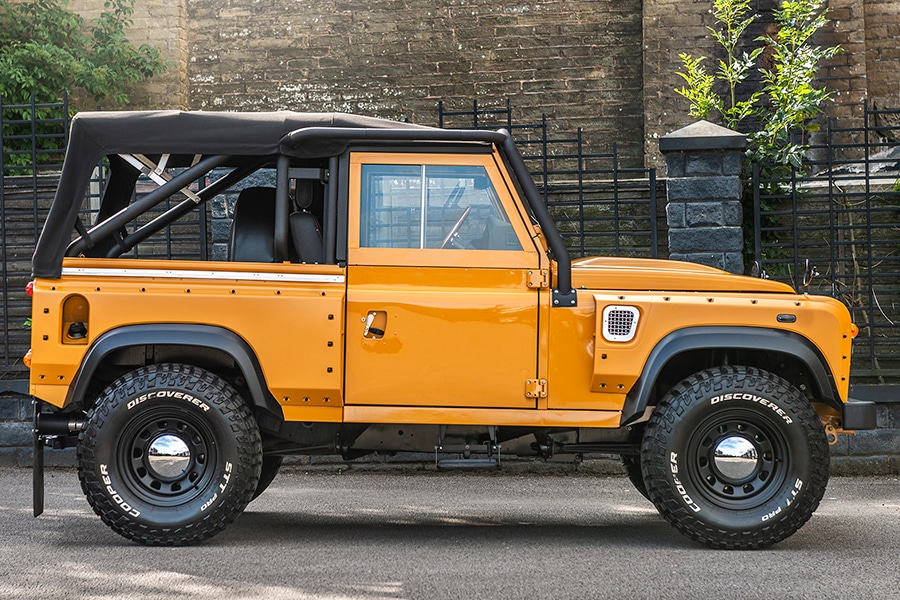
[63,110,429,159]
[32,111,432,278]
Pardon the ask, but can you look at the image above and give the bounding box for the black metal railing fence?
[754,102,900,380]
[438,100,664,260]
[0,94,72,375]
[0,95,208,375]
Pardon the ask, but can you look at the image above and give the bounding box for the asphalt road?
[1,468,898,599]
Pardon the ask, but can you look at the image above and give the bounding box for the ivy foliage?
[0,0,168,105]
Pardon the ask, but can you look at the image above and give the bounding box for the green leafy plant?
[676,0,762,131]
[0,0,168,172]
[0,0,167,104]
[675,0,840,274]
[749,1,841,169]
[676,0,839,170]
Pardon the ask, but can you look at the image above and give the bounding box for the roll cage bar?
[61,127,576,304]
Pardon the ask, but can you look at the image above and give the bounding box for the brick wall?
[642,0,721,169]
[816,0,869,153]
[184,0,645,164]
[62,0,896,167]
[865,0,900,112]
[66,0,188,109]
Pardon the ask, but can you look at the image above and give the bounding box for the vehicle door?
[344,151,545,409]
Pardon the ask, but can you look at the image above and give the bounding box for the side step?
[434,426,501,470]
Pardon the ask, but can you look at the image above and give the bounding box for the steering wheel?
[439,205,471,249]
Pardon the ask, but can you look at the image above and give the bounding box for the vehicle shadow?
[222,507,688,549]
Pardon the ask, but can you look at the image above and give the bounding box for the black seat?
[228,187,276,262]
[289,179,324,263]
[290,212,324,263]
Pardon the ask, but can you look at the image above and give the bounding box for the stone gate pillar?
[659,121,747,274]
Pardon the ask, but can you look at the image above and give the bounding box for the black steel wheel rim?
[686,407,789,509]
[116,406,217,507]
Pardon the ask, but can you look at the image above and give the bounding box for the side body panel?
[547,287,853,411]
[29,259,346,419]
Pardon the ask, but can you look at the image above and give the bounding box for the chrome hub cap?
[690,410,787,506]
[713,436,759,481]
[147,434,192,479]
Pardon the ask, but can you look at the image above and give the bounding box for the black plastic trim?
[66,324,283,421]
[336,152,350,265]
[621,326,841,425]
[496,131,573,301]
[843,399,878,430]
[274,155,291,262]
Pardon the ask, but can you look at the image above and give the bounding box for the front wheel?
[641,366,829,549]
[77,364,262,545]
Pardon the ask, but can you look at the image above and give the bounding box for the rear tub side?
[27,261,347,424]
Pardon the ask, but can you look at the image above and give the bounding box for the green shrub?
[0,0,167,105]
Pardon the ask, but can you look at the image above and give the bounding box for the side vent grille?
[602,306,640,342]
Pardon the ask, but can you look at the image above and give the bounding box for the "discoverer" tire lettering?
[126,390,211,412]
[710,393,793,425]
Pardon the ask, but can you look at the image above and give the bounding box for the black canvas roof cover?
[61,110,430,160]
[32,111,432,277]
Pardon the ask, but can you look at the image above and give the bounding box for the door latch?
[363,310,387,339]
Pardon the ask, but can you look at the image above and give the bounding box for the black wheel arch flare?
[621,326,842,425]
[66,324,284,423]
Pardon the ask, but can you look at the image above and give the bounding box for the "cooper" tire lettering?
[99,464,141,517]
[127,390,211,412]
[710,393,794,425]
[670,452,701,513]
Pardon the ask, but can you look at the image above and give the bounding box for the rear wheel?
[641,366,829,549]
[77,363,262,545]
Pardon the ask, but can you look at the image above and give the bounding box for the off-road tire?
[641,366,829,549]
[252,455,284,500]
[77,363,262,545]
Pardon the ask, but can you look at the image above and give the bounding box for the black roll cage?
[59,126,577,303]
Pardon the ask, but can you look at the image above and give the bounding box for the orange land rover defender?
[26,111,876,548]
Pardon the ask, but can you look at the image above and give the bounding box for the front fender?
[620,326,841,425]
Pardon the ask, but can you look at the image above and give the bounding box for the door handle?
[363,310,387,339]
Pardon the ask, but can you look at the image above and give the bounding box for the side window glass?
[360,164,522,251]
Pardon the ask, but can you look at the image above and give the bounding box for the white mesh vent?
[602,306,640,342]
